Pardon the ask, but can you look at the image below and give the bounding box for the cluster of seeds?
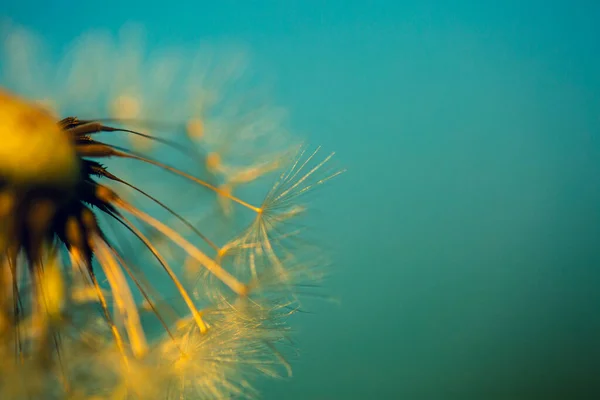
[0,23,341,399]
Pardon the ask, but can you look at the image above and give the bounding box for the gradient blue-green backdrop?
[3,1,600,398]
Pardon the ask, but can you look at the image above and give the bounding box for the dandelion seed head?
[0,20,342,399]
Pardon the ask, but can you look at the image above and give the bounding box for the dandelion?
[0,22,342,399]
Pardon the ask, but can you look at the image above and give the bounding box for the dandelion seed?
[213,146,344,301]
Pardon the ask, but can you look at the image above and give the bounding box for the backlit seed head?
[0,22,343,400]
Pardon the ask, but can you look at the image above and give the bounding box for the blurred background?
[2,0,600,398]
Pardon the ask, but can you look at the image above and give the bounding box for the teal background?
[2,1,600,398]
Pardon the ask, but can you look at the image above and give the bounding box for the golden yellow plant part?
[0,23,343,399]
[0,89,80,189]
